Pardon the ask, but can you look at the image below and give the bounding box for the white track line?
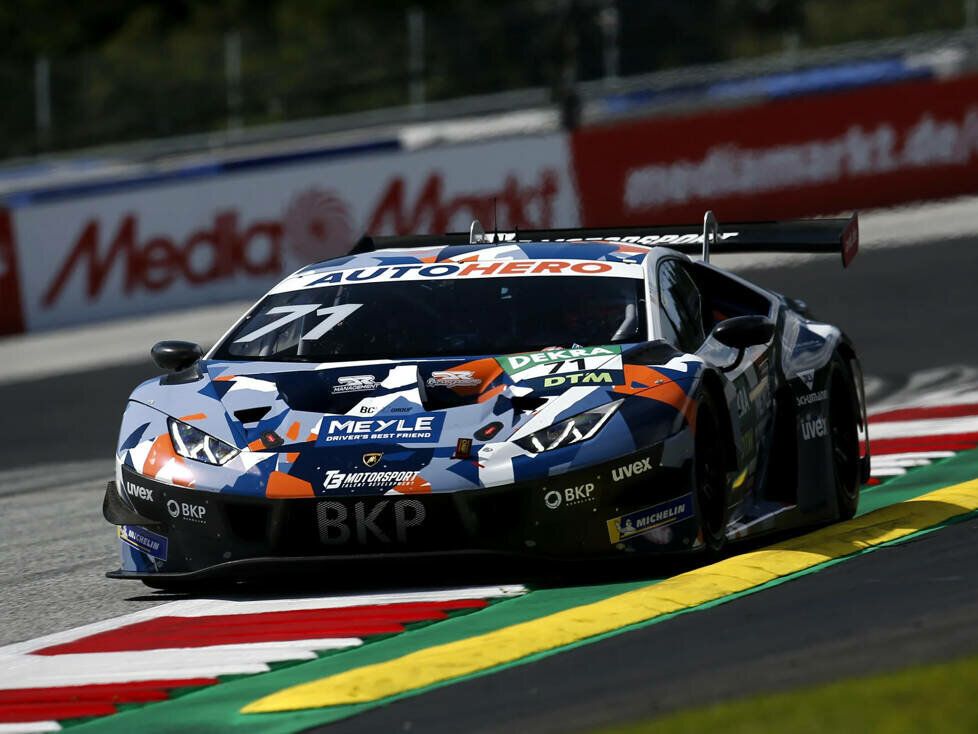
[864,416,978,440]
[869,466,909,477]
[0,723,61,734]
[0,650,278,689]
[1,585,526,656]
[867,451,957,462]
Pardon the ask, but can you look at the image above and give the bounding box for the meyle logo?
[796,390,828,407]
[166,499,207,523]
[801,417,828,440]
[320,415,442,443]
[124,481,154,502]
[612,457,655,482]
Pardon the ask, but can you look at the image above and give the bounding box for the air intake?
[234,406,271,424]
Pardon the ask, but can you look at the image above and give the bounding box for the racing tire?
[695,391,728,554]
[829,358,860,520]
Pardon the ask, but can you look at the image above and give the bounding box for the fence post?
[34,56,51,150]
[225,31,243,137]
[600,0,620,84]
[408,6,425,115]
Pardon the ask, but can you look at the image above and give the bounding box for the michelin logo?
[607,494,694,543]
[118,525,168,560]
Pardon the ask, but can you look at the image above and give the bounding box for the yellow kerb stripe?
[243,479,978,713]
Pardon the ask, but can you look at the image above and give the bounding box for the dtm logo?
[317,499,426,544]
[801,416,828,440]
[124,480,154,503]
[544,482,596,510]
[543,372,613,388]
[166,499,207,523]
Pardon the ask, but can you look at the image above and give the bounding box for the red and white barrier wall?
[571,74,978,226]
[3,73,978,336]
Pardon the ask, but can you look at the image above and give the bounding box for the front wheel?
[695,392,728,554]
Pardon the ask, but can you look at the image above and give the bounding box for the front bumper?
[106,446,699,580]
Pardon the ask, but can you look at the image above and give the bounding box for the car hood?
[125,342,702,495]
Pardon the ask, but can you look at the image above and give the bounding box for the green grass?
[595,653,978,734]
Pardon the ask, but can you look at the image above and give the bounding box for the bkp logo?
[167,499,207,523]
[317,499,426,544]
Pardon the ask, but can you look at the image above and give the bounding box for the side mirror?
[712,315,775,350]
[151,341,203,372]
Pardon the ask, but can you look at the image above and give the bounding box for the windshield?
[212,276,647,362]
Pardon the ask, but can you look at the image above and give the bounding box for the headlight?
[168,418,239,465]
[514,400,622,453]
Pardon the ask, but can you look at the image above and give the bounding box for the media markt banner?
[9,133,579,332]
[0,209,25,336]
[571,73,978,226]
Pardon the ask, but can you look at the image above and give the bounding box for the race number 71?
[233,303,362,343]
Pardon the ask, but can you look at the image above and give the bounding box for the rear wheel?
[829,359,860,520]
[695,392,728,554]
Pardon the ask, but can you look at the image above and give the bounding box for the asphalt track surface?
[318,515,978,734]
[0,235,976,719]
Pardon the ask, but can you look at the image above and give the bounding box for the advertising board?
[10,134,578,331]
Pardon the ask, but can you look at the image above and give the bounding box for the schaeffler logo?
[40,169,562,308]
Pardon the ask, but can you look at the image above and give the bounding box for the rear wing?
[353,211,860,268]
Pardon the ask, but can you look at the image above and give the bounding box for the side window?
[657,259,706,353]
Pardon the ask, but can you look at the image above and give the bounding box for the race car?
[103,214,870,587]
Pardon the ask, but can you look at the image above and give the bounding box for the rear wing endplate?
[354,212,860,268]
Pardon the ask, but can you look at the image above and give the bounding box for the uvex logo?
[612,457,655,482]
[801,417,828,440]
[124,481,154,503]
